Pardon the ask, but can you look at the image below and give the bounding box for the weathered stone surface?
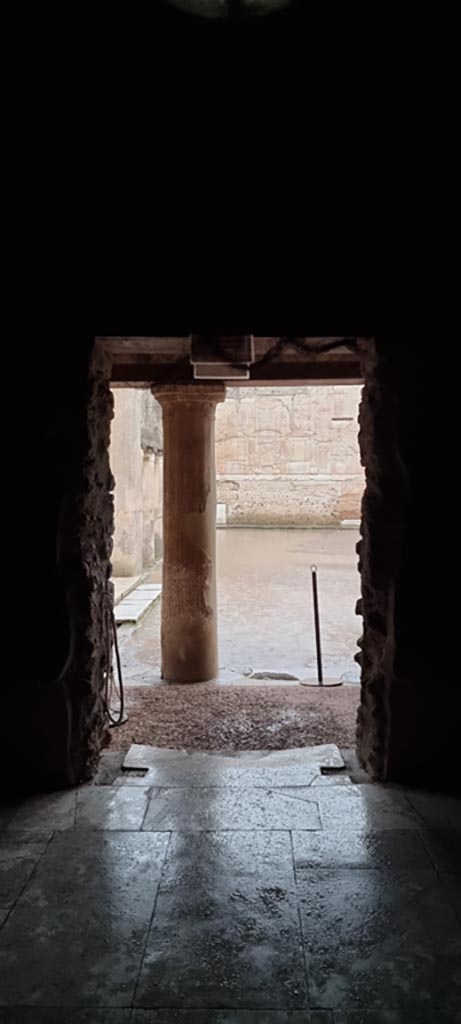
[353,338,461,790]
[154,384,226,683]
[114,584,162,625]
[110,389,163,575]
[355,340,407,782]
[0,337,113,794]
[215,385,364,525]
[142,449,163,566]
[141,391,163,567]
[141,389,163,455]
[123,742,345,774]
[109,389,144,575]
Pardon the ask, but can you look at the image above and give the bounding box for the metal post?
[311,565,323,685]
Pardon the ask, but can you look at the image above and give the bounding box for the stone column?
[153,383,226,682]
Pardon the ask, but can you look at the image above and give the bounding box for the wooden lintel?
[249,360,363,384]
[110,359,363,386]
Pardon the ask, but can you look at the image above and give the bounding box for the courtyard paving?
[0,745,460,1020]
[119,528,362,686]
[110,529,361,753]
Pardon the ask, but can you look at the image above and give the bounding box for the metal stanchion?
[311,564,323,684]
[300,565,343,688]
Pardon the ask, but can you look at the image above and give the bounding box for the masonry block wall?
[215,385,364,526]
[109,389,163,576]
[110,385,364,547]
[355,340,459,790]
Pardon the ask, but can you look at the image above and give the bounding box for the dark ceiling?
[2,7,441,335]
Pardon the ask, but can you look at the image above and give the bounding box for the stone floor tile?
[334,1010,461,1023]
[124,743,344,773]
[0,907,8,928]
[0,1012,130,1023]
[160,831,295,890]
[124,746,190,767]
[125,751,236,787]
[338,749,372,784]
[135,831,307,1007]
[0,831,169,1006]
[142,787,321,831]
[113,573,143,604]
[121,746,344,789]
[114,771,157,787]
[315,785,421,830]
[6,791,77,832]
[0,831,51,909]
[117,764,321,789]
[115,592,159,625]
[131,1012,332,1022]
[75,786,151,830]
[298,868,461,1013]
[135,831,308,1009]
[309,774,354,787]
[90,751,126,785]
[292,829,431,871]
[221,766,321,788]
[419,828,461,871]
[405,789,461,829]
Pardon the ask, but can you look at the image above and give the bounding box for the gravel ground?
[108,683,360,753]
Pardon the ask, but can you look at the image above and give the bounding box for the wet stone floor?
[120,528,362,686]
[1,745,461,1021]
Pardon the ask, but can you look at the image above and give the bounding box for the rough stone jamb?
[355,338,408,779]
[62,342,114,782]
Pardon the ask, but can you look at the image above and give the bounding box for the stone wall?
[0,336,114,794]
[110,385,363,549]
[141,390,164,567]
[215,386,364,526]
[109,390,163,576]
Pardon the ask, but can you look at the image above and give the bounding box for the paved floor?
[1,746,461,1020]
[115,584,162,626]
[113,575,144,606]
[120,528,361,685]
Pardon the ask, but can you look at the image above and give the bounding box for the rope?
[104,592,126,728]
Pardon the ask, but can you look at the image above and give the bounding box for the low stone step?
[122,742,345,777]
[115,584,162,625]
[112,574,144,605]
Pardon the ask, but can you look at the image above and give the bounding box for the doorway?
[105,345,366,755]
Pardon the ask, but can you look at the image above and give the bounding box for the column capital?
[153,383,226,408]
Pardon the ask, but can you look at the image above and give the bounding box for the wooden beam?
[249,360,363,384]
[110,359,363,386]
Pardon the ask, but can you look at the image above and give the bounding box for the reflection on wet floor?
[120,528,361,686]
[2,746,461,1018]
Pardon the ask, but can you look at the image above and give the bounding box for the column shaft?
[154,384,225,682]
